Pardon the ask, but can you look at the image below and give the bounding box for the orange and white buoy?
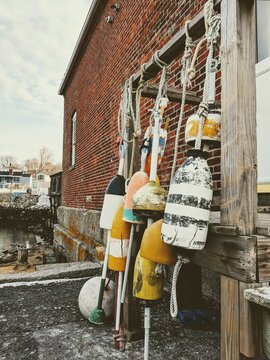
[108,206,131,272]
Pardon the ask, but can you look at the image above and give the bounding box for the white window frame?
[71,112,76,167]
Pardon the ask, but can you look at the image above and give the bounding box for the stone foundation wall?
[54,206,106,262]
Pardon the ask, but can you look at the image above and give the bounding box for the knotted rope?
[195,0,221,149]
[170,255,190,318]
[170,20,194,181]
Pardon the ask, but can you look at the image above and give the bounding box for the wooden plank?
[257,236,270,283]
[220,0,257,235]
[221,276,240,360]
[210,211,270,230]
[141,84,221,107]
[183,235,257,283]
[239,282,265,358]
[257,227,270,237]
[209,224,239,236]
[141,85,200,105]
[244,286,270,310]
[132,0,222,87]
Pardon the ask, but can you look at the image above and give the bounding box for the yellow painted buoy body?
[108,206,130,271]
[133,250,163,301]
[140,219,177,265]
[185,109,221,148]
[132,181,167,218]
[123,171,149,223]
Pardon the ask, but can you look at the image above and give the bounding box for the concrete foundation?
[54,206,106,262]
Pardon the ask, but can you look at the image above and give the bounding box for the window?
[71,112,76,167]
[38,175,44,181]
[257,0,270,63]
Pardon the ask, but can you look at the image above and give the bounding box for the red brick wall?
[61,0,221,211]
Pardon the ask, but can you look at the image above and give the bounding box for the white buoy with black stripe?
[161,149,212,250]
[89,142,126,325]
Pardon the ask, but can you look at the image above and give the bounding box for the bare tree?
[0,155,20,168]
[23,158,39,173]
[38,147,53,172]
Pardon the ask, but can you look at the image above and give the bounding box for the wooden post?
[220,0,257,235]
[123,81,142,339]
[220,1,257,359]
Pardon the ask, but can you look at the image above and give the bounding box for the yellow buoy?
[133,250,163,301]
[185,108,221,148]
[140,219,177,265]
[108,206,131,271]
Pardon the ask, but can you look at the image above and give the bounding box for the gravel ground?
[0,277,219,360]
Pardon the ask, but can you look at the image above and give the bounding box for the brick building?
[56,0,269,266]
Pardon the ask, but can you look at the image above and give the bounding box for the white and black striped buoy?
[161,149,213,250]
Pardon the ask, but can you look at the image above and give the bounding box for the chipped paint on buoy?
[162,151,213,250]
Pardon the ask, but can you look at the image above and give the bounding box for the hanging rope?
[170,20,194,181]
[170,255,190,318]
[195,0,221,149]
[169,0,221,319]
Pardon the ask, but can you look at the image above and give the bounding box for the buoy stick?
[115,271,123,332]
[143,100,167,359]
[120,224,135,304]
[144,307,151,360]
[88,229,111,324]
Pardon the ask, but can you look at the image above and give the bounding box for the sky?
[0,0,92,164]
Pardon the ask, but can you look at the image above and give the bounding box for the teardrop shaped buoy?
[133,250,163,301]
[100,175,126,230]
[161,150,213,250]
[123,171,149,224]
[185,108,221,149]
[140,219,177,265]
[108,206,130,272]
[132,181,167,219]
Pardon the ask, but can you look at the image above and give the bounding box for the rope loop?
[197,102,209,119]
[170,255,190,318]
[152,51,168,69]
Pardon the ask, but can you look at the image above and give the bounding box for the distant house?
[0,168,32,193]
[31,172,51,196]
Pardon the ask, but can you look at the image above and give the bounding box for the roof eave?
[58,0,107,95]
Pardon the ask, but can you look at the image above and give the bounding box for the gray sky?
[0,0,92,164]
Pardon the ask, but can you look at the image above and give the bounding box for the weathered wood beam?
[182,234,257,283]
[209,224,239,236]
[239,282,265,358]
[221,276,240,360]
[257,235,270,283]
[141,84,201,105]
[220,2,257,357]
[220,0,257,235]
[132,0,222,88]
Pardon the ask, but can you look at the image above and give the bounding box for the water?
[0,227,42,252]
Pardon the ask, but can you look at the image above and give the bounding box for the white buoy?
[162,149,213,250]
[79,276,115,319]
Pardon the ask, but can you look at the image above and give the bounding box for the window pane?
[257,0,270,62]
[71,112,76,166]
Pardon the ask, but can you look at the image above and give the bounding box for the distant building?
[0,168,32,193]
[31,172,51,195]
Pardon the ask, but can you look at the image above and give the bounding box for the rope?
[170,20,193,181]
[170,255,190,318]
[194,0,221,150]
